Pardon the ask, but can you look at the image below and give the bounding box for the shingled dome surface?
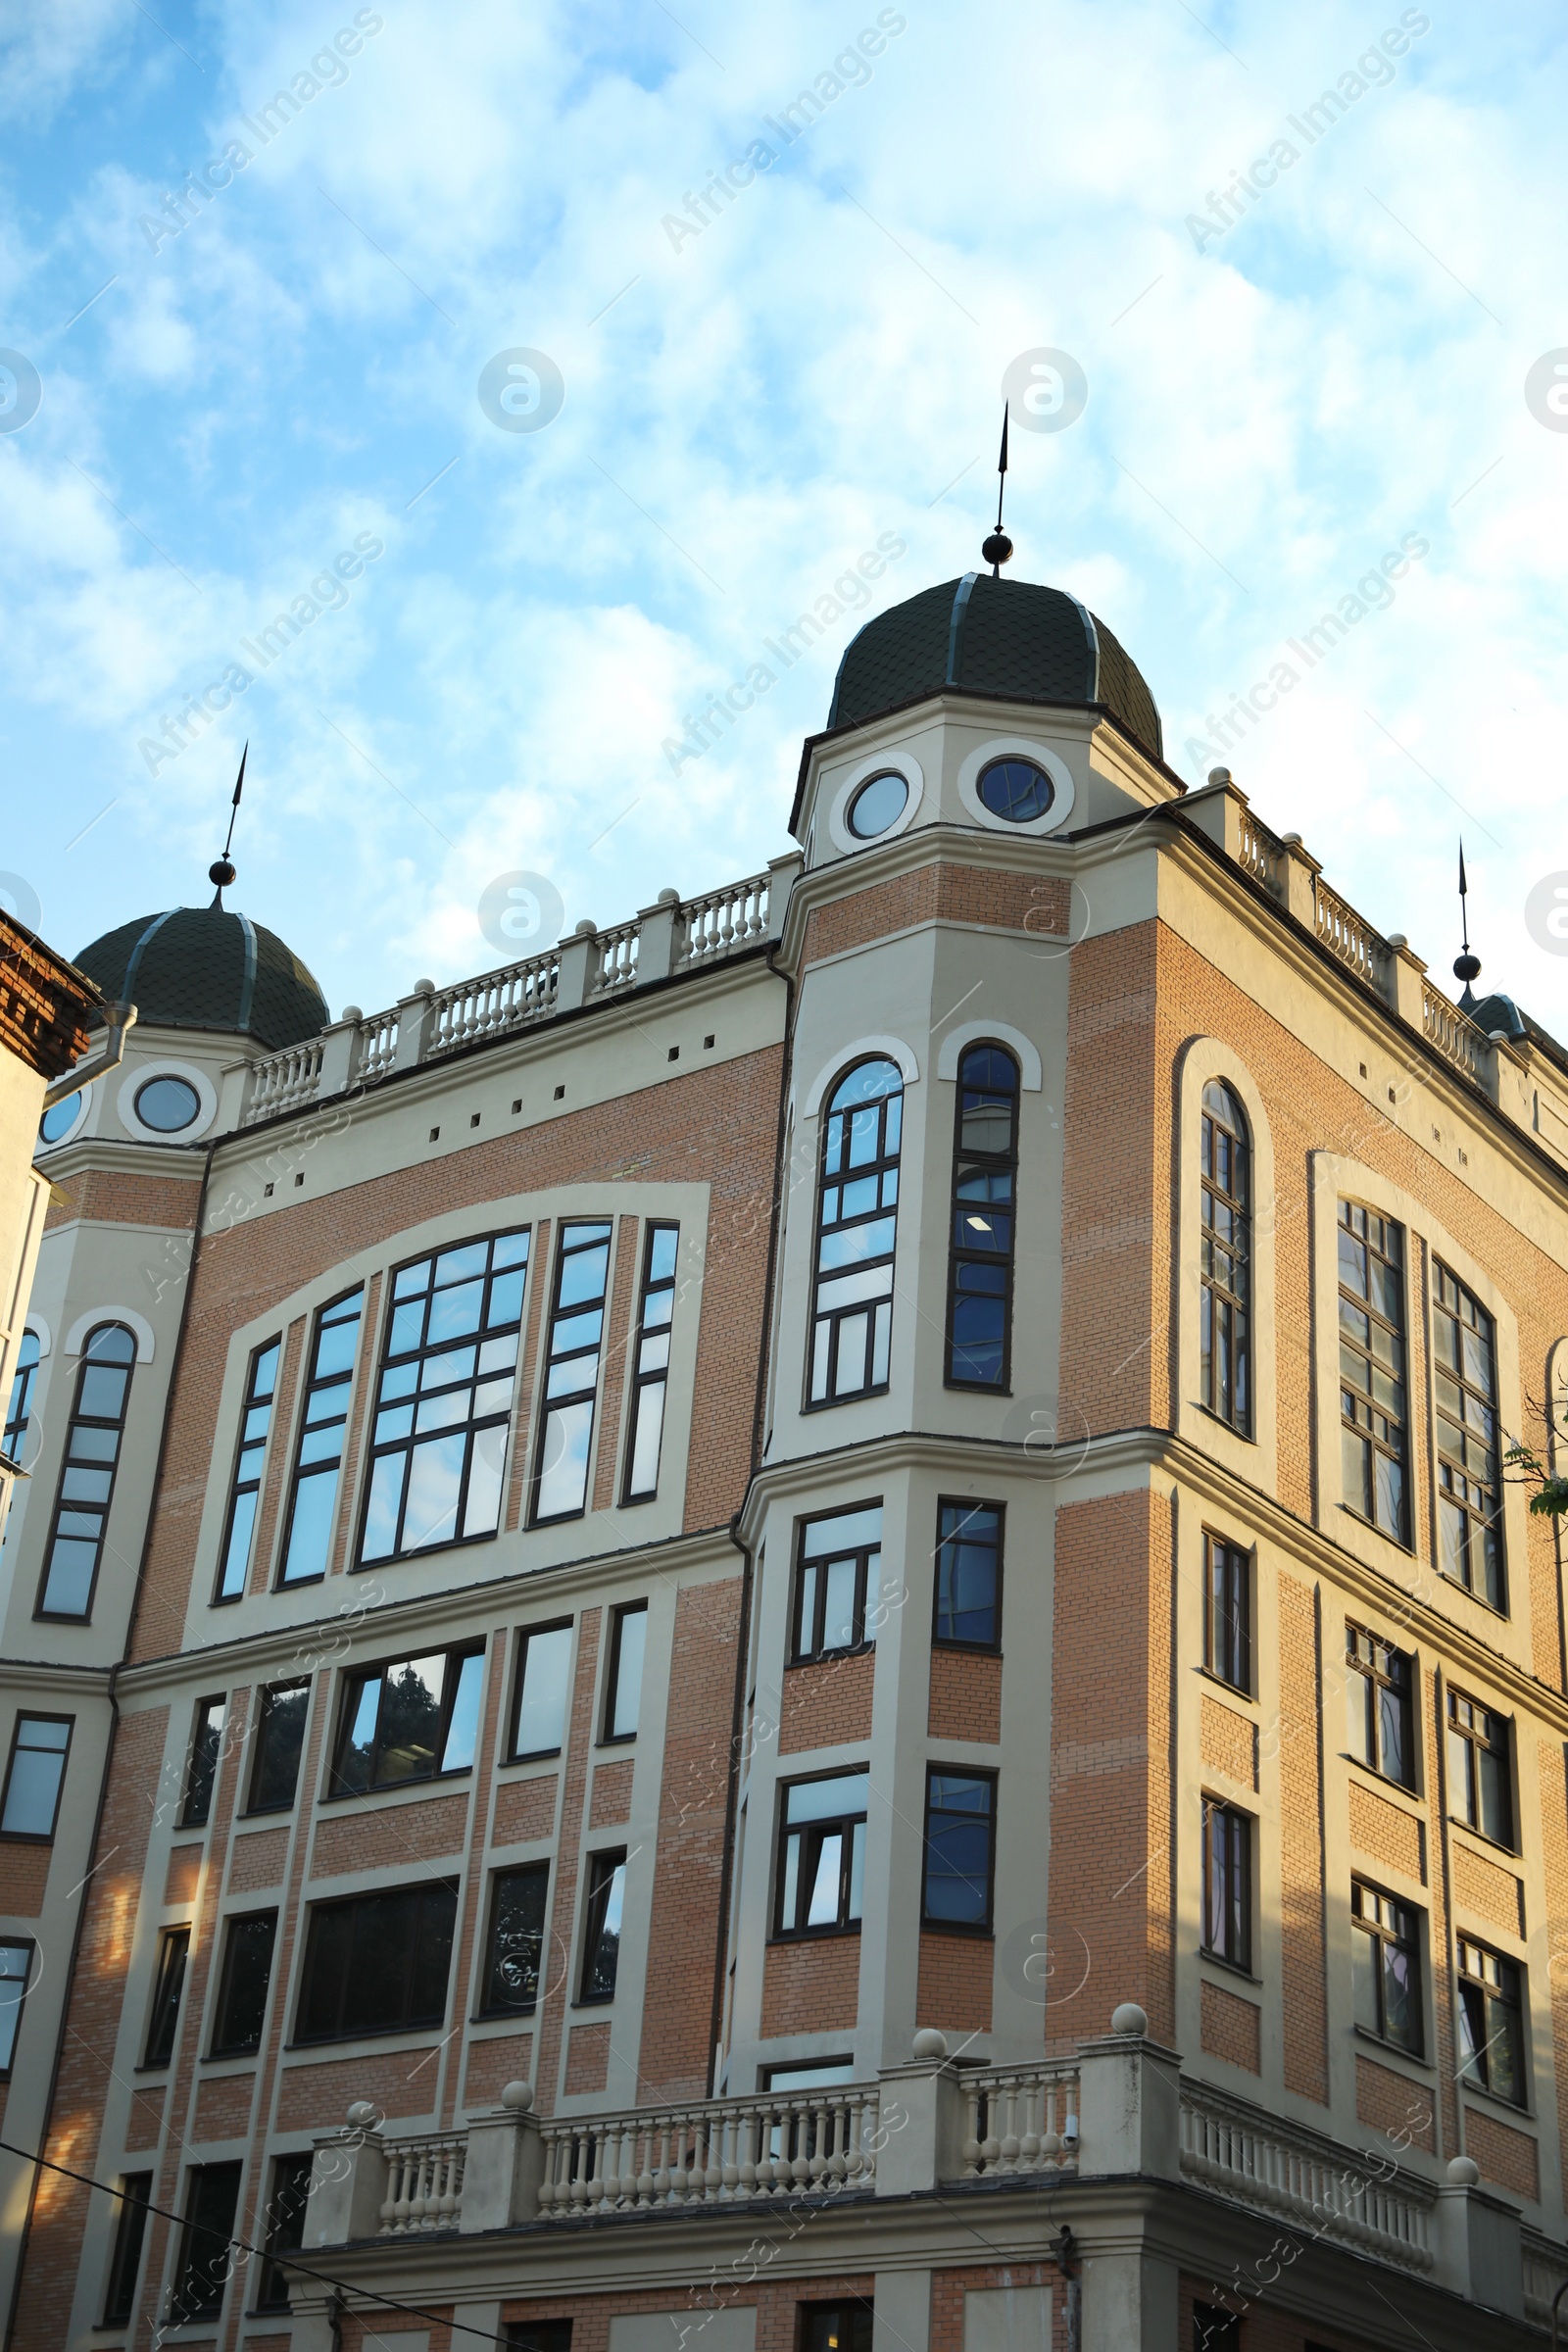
[74,906,329,1052]
[826,572,1163,764]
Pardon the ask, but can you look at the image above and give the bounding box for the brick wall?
[1200,1978,1260,2073]
[1451,1838,1524,1936]
[227,1826,288,1892]
[1465,2104,1540,2202]
[1278,1572,1327,2104]
[309,1790,469,1878]
[1354,2054,1434,2152]
[565,2020,612,2095]
[779,1649,873,1753]
[802,863,1068,966]
[494,1774,559,1844]
[590,1757,636,1829]
[1347,1783,1422,1884]
[915,1932,993,2034]
[43,1165,200,1232]
[760,1937,858,2037]
[930,2264,1066,2352]
[0,1839,52,1916]
[928,1650,1002,1744]
[1199,1694,1255,1790]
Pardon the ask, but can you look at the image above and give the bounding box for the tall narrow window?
[1202,1535,1250,1693]
[247,1681,309,1814]
[279,1288,364,1585]
[603,1604,647,1741]
[922,1769,997,1931]
[776,1770,869,1936]
[1346,1625,1414,1789]
[1338,1201,1408,1544]
[143,1927,190,2068]
[215,1338,279,1601]
[1457,1937,1526,2105]
[511,1621,573,1758]
[532,1221,612,1522]
[0,1714,72,1837]
[580,1850,627,2000]
[622,1223,678,1501]
[0,1940,32,2073]
[257,2152,313,2311]
[210,1910,277,2056]
[330,1644,483,1796]
[360,1232,529,1563]
[933,1501,1002,1649]
[102,2174,154,2327]
[794,1504,883,1662]
[1351,1881,1422,2053]
[1200,1081,1250,1432]
[946,1046,1019,1390]
[1201,1798,1251,1970]
[1433,1264,1503,1608]
[482,1861,550,2013]
[171,2161,242,2325]
[1447,1690,1513,1848]
[4,1330,39,1461]
[809,1059,902,1405]
[37,1321,135,1618]
[180,1696,225,1828]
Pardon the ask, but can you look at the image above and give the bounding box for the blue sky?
[2,0,1565,1031]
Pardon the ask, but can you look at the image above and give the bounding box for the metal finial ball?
[209,857,236,889]
[1453,951,1481,984]
[982,530,1013,568]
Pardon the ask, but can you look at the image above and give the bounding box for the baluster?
[980,2086,1001,2176]
[652,2120,672,2206]
[635,2123,656,2209]
[570,2129,592,2214]
[737,2103,759,2199]
[705,2109,725,2200]
[999,2077,1021,2174]
[961,2082,982,2176]
[1040,2083,1059,2168]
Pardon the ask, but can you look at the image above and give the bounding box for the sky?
[1,0,1565,1031]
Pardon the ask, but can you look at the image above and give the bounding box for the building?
[2,557,1567,2352]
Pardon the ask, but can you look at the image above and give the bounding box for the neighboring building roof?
[825,571,1163,764]
[74,905,328,1051]
[0,912,103,1081]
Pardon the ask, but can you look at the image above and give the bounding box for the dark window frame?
[327,1641,486,1800]
[214,1335,281,1604]
[179,1694,226,1829]
[171,2159,242,2325]
[1433,1261,1505,1610]
[479,1860,551,2016]
[141,1926,190,2070]
[1338,1200,1410,1547]
[35,1319,136,1622]
[1200,1080,1251,1436]
[0,1937,34,2079]
[276,1285,365,1589]
[1201,1796,1253,1973]
[944,1044,1020,1394]
[256,2149,313,2310]
[807,1057,903,1410]
[920,1764,998,1936]
[602,1603,647,1744]
[1350,1878,1424,2056]
[1201,1533,1251,1695]
[1456,1935,1528,2107]
[773,1769,869,1941]
[3,1328,40,1461]
[209,1907,278,2058]
[1447,1689,1515,1850]
[932,1498,1004,1652]
[621,1221,679,1504]
[0,1710,74,1840]
[579,1848,627,2003]
[245,1680,311,1817]
[101,2172,154,2327]
[530,1220,613,1525]
[509,1618,574,1762]
[293,1877,459,2046]
[792,1503,883,1665]
[1346,1623,1416,1791]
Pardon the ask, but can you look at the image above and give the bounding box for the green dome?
[74,905,328,1052]
[827,572,1163,765]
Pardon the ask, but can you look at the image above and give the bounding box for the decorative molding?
[935,1022,1043,1091]
[800,1037,920,1120]
[64,1303,156,1362]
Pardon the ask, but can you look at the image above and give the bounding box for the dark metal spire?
[981,405,1013,576]
[1453,840,1482,1007]
[209,743,246,906]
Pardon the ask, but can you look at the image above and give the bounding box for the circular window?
[133,1074,202,1134]
[847,770,909,840]
[977,757,1054,824]
[38,1092,81,1146]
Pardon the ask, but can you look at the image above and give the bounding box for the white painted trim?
[33,1081,92,1155]
[23,1314,51,1357]
[824,750,924,857]
[64,1304,155,1362]
[935,1022,1044,1091]
[116,1057,218,1143]
[800,1036,920,1120]
[955,735,1076,836]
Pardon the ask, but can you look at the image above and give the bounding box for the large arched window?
[947,1046,1019,1390]
[1200,1080,1250,1434]
[37,1322,136,1620]
[808,1058,903,1404]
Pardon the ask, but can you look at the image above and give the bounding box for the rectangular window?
[0,1940,32,2074]
[1338,1201,1408,1544]
[1200,1082,1251,1432]
[1201,1798,1251,1970]
[801,2303,874,2352]
[482,1861,549,2014]
[0,1714,72,1838]
[1433,1264,1504,1608]
[257,2151,313,2310]
[809,1063,902,1404]
[507,2326,572,2352]
[946,1047,1019,1391]
[603,1604,647,1741]
[933,1501,1002,1650]
[210,1909,277,2057]
[793,1504,882,1663]
[1193,2309,1241,2352]
[1346,1625,1414,1789]
[775,1770,869,1936]
[1351,1881,1422,2053]
[532,1221,612,1522]
[215,1337,280,1601]
[922,1769,997,1932]
[247,1681,310,1814]
[511,1621,572,1759]
[579,1849,627,2001]
[142,1927,189,2069]
[1202,1535,1250,1693]
[1447,1690,1513,1848]
[622,1222,678,1501]
[171,2160,242,2324]
[38,1322,135,1619]
[360,1231,530,1564]
[3,1331,39,1470]
[295,1880,458,2044]
[102,2173,153,2327]
[330,1643,484,1797]
[279,1288,364,1585]
[1457,1936,1526,2105]
[180,1695,225,1829]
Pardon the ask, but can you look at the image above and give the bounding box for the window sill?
[1461,2079,1535,2124]
[802,1387,891,1415]
[932,1640,1002,1659]
[1196,1403,1255,1446]
[1449,1823,1520,1864]
[1198,1950,1259,1985]
[204,2046,263,2067]
[0,1831,53,1847]
[286,2021,446,2052]
[1197,1666,1254,1705]
[943,1379,1012,1398]
[1337,1505,1415,1559]
[353,1526,503,1572]
[318,1767,473,1806]
[787,1644,876,1669]
[596,1735,637,1750]
[1343,1754,1422,1808]
[240,1804,296,1821]
[767,1925,862,1947]
[503,1748,563,1770]
[919,1919,994,1940]
[473,2005,538,2024]
[573,1994,617,2010]
[1352,2025,1431,2070]
[1438,1570,1509,1622]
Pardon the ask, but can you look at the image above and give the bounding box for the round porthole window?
[38,1092,81,1146]
[847,769,910,840]
[133,1074,202,1133]
[977,757,1054,824]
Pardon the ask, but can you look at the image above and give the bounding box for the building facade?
[3,569,1568,2351]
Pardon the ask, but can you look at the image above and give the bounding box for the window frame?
[245,1680,311,1817]
[327,1641,486,1800]
[602,1603,647,1744]
[792,1503,883,1665]
[35,1319,136,1622]
[932,1498,1004,1653]
[1201,1533,1250,1695]
[530,1219,613,1525]
[621,1221,679,1504]
[256,2149,314,2311]
[293,1877,460,2046]
[509,1618,574,1762]
[1199,1081,1251,1435]
[3,1327,40,1462]
[276,1285,365,1588]
[807,1057,904,1410]
[1200,1796,1253,1973]
[101,2172,154,2328]
[944,1044,1020,1394]
[179,1694,226,1829]
[1432,1260,1505,1610]
[1337,1200,1410,1548]
[1446,1689,1515,1851]
[0,1711,73,1840]
[773,1768,870,1941]
[213,1335,281,1604]
[1345,1623,1416,1792]
[170,2159,242,2326]
[141,1925,190,2070]
[208,1907,278,2059]
[479,1859,551,2017]
[0,1937,34,2078]
[920,1764,998,1936]
[1350,1878,1424,2056]
[1456,1935,1528,2108]
[579,1847,628,2003]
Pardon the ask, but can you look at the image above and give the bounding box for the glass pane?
[462,1422,506,1538]
[486,1866,547,2009]
[832,1312,868,1396]
[281,1469,337,1583]
[218,1488,258,1598]
[558,1247,611,1308]
[515,1626,572,1755]
[360,1452,407,1564]
[216,1915,275,2053]
[786,1771,870,1825]
[610,1610,647,1739]
[40,1541,97,1617]
[822,1556,858,1650]
[1378,1683,1407,1785]
[649,1227,678,1282]
[536,1400,593,1519]
[427,1280,484,1345]
[806,1832,843,1925]
[1351,1924,1380,2034]
[487,1269,526,1328]
[441,1653,484,1772]
[251,1688,307,1811]
[401,1433,466,1552]
[1,1749,64,1836]
[434,1243,489,1288]
[1382,1937,1418,2052]
[335,1676,381,1796]
[374,1655,445,1785]
[312,1318,360,1379]
[409,1885,458,2024]
[627,1381,665,1497]
[77,1365,128,1419]
[803,1507,883,1558]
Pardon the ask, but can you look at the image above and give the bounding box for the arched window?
[38,1322,136,1620]
[4,1331,40,1462]
[947,1046,1019,1389]
[1200,1080,1250,1434]
[809,1058,903,1404]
